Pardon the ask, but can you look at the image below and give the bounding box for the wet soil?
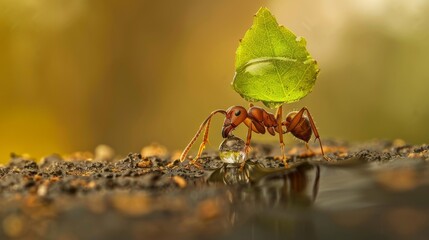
[1,140,429,240]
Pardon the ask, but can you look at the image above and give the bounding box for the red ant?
[179,104,331,167]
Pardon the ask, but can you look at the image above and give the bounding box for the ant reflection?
[207,161,320,225]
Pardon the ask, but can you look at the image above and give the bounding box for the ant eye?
[235,110,241,116]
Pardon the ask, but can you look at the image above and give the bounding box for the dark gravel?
[0,140,428,240]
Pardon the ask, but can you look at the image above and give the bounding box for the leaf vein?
[262,13,287,99]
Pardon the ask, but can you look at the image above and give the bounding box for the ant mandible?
[180,104,330,167]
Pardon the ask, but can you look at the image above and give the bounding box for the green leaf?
[232,7,319,109]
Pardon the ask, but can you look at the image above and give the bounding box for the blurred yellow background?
[1,0,428,160]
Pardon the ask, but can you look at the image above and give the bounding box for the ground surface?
[0,140,429,240]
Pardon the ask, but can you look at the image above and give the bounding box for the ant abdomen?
[285,111,312,143]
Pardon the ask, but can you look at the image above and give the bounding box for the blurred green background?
[1,0,428,160]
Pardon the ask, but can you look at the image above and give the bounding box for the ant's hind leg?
[303,142,318,158]
[290,107,332,162]
[305,143,316,155]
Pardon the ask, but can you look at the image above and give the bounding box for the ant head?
[222,106,247,138]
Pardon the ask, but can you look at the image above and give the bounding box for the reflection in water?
[206,158,429,239]
[207,161,320,228]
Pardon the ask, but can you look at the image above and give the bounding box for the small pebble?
[95,144,115,162]
[137,159,152,168]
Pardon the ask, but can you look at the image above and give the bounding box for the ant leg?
[245,126,253,155]
[288,107,332,161]
[244,103,254,155]
[190,117,213,166]
[304,143,316,157]
[305,143,316,154]
[241,103,254,171]
[178,110,227,164]
[275,105,287,167]
[239,120,253,171]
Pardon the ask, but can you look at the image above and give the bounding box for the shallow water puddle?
[209,158,429,239]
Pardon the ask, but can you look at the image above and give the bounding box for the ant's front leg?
[241,103,254,171]
[244,103,254,156]
[172,109,227,168]
[244,126,252,155]
[189,117,212,168]
[239,124,253,171]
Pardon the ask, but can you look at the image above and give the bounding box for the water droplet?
[219,136,246,165]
